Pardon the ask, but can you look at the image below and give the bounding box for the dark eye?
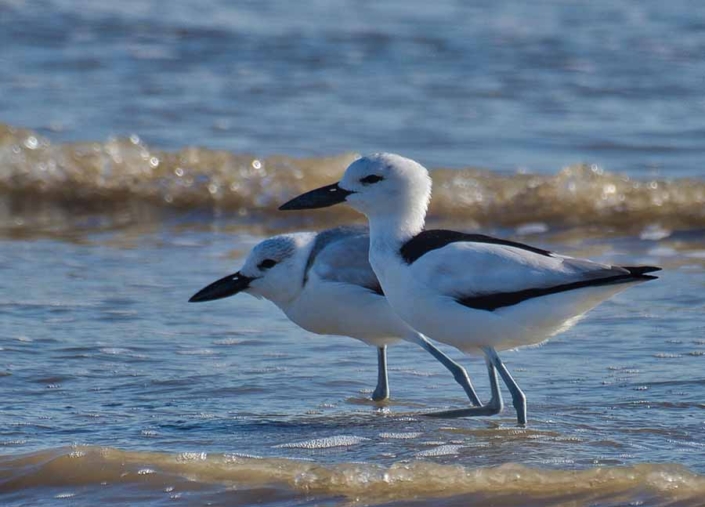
[258,259,277,270]
[359,174,384,185]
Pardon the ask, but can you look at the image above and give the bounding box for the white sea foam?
[275,436,369,449]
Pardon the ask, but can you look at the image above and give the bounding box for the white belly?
[283,277,406,348]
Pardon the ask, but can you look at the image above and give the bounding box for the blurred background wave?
[1,0,703,175]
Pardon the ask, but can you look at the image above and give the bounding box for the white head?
[189,233,314,308]
[280,153,432,235]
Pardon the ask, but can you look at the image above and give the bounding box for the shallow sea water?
[1,0,705,504]
[1,224,704,505]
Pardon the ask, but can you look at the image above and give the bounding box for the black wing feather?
[458,268,660,311]
[367,281,384,296]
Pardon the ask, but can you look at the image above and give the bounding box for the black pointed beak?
[189,272,255,302]
[279,182,353,211]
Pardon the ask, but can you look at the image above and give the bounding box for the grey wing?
[308,227,382,295]
[411,241,659,311]
[304,225,368,276]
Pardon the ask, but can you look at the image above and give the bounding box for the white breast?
[282,270,405,348]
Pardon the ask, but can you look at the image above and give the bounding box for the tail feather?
[621,265,662,279]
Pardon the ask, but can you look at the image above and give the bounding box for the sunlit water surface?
[1,225,703,505]
[1,0,705,504]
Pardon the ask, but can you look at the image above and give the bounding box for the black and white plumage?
[400,229,658,313]
[190,226,489,405]
[279,153,661,424]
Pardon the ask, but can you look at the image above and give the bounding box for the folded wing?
[309,227,383,296]
[411,237,659,311]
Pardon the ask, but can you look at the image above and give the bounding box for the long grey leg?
[371,346,390,401]
[403,332,481,406]
[423,357,503,418]
[483,347,527,425]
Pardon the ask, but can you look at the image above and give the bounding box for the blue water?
[1,0,704,175]
[1,1,705,505]
[1,226,704,505]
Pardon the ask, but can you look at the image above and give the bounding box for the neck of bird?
[368,206,426,260]
[265,288,296,309]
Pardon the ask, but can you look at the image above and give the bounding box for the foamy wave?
[1,446,704,505]
[414,444,464,457]
[1,123,704,234]
[274,435,369,449]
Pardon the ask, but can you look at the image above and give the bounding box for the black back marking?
[400,229,553,265]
